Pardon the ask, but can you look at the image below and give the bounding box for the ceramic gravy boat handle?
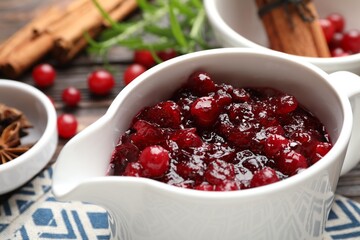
[329,71,360,175]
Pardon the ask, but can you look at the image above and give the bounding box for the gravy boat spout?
[52,49,357,240]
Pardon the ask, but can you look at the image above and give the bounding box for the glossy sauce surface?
[109,71,332,191]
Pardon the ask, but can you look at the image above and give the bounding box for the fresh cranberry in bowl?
[341,29,360,54]
[204,0,360,74]
[319,18,335,44]
[326,13,345,33]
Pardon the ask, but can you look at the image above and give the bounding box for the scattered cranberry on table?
[62,86,81,107]
[87,69,115,95]
[157,49,178,61]
[123,49,178,86]
[32,63,56,88]
[123,63,147,85]
[134,50,156,69]
[57,113,78,139]
[109,71,333,191]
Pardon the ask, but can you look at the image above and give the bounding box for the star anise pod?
[0,103,32,136]
[0,106,33,164]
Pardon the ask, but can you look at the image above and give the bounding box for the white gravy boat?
[53,48,360,240]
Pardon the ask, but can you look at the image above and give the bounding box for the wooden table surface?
[1,0,359,202]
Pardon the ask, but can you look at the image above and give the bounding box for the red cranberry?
[57,113,78,139]
[326,13,345,33]
[141,101,182,128]
[111,142,140,175]
[214,180,240,191]
[124,162,143,177]
[264,134,289,158]
[62,86,81,107]
[227,123,255,149]
[214,89,232,109]
[250,167,280,188]
[265,125,285,136]
[341,29,360,53]
[311,142,332,164]
[204,143,236,163]
[190,96,220,127]
[130,120,165,149]
[331,48,350,57]
[195,182,214,191]
[228,102,254,123]
[216,113,234,137]
[231,88,250,102]
[32,63,56,88]
[276,94,298,114]
[123,64,147,85]
[277,150,308,176]
[134,50,155,68]
[205,159,235,185]
[157,49,178,61]
[176,158,206,181]
[170,128,203,148]
[139,145,170,178]
[319,18,335,43]
[187,71,217,96]
[88,69,115,95]
[329,32,344,50]
[290,130,313,147]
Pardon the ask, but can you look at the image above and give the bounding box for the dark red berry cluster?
[319,13,360,57]
[109,71,333,191]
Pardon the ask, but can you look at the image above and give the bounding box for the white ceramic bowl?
[53,48,360,240]
[204,0,360,74]
[0,80,57,194]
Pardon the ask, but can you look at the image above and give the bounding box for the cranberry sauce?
[109,71,332,191]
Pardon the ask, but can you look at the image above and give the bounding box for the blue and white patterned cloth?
[1,166,360,240]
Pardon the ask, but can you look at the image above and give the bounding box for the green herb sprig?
[87,0,216,62]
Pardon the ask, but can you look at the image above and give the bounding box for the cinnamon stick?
[0,25,35,66]
[0,0,138,78]
[31,6,64,35]
[1,34,54,79]
[0,6,58,78]
[52,27,102,63]
[52,0,137,63]
[255,0,330,57]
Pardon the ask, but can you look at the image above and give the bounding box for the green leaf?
[172,0,196,18]
[189,0,202,9]
[137,0,157,12]
[144,25,173,38]
[168,1,188,48]
[87,0,215,61]
[91,0,122,31]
